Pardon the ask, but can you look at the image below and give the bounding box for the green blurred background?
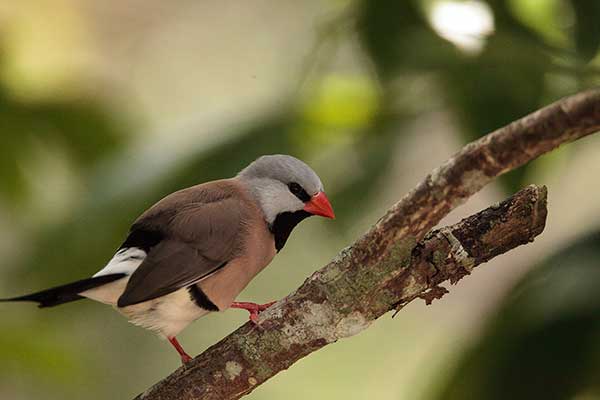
[1,1,599,399]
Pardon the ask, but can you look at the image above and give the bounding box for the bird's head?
[237,154,335,225]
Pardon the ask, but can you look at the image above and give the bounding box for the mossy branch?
[135,89,600,400]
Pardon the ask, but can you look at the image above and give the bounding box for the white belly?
[80,247,209,338]
[119,285,210,338]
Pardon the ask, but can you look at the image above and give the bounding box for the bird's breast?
[198,219,276,310]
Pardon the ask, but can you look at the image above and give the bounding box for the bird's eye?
[288,182,302,194]
[288,182,310,202]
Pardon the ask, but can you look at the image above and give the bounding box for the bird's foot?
[181,354,193,364]
[168,336,193,365]
[230,301,276,324]
[180,353,193,364]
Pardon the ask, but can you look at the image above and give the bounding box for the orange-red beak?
[303,191,335,219]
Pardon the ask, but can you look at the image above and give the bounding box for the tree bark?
[135,89,600,400]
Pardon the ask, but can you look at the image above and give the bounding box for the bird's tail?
[0,273,126,308]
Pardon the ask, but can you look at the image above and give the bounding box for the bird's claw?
[168,336,193,365]
[180,354,193,364]
[231,301,276,324]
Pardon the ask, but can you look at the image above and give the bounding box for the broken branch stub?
[136,185,548,400]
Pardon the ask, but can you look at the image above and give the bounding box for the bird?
[0,154,335,364]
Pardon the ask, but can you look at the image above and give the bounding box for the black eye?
[288,182,302,194]
[288,182,310,202]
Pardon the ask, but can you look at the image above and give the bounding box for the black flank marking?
[119,227,164,252]
[0,273,127,308]
[270,210,312,251]
[188,285,219,311]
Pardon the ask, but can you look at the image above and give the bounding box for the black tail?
[0,273,126,308]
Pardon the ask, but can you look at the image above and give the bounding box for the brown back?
[117,180,254,307]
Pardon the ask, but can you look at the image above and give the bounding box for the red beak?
[303,191,335,219]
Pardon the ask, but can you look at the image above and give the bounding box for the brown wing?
[117,181,249,307]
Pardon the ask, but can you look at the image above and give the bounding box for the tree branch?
[391,184,547,313]
[138,186,547,400]
[136,89,600,400]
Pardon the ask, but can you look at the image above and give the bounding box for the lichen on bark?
[135,89,600,400]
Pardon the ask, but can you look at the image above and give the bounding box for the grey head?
[237,154,329,224]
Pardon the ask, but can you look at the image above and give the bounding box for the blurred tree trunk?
[135,89,600,400]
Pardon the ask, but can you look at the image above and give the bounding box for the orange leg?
[230,301,276,323]
[168,336,192,364]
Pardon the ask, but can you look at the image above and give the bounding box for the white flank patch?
[93,247,146,277]
[81,247,146,305]
[84,247,210,336]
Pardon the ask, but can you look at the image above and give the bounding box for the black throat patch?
[269,210,312,251]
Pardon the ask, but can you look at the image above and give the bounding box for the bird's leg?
[168,336,193,364]
[230,301,276,323]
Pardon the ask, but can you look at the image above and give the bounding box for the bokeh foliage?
[1,1,600,399]
[432,232,600,400]
[0,80,126,204]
